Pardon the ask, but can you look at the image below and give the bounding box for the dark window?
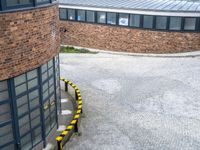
[156,16,167,30]
[169,17,182,30]
[0,56,60,150]
[77,10,86,22]
[86,11,95,23]
[119,13,129,26]
[37,0,49,3]
[0,80,14,149]
[184,18,196,30]
[107,12,117,25]
[68,9,75,20]
[6,0,31,6]
[42,60,57,136]
[143,15,153,29]
[97,12,106,24]
[6,0,18,6]
[59,8,67,20]
[130,14,140,27]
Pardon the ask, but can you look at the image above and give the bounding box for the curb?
[61,44,200,58]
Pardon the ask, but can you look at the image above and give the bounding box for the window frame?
[59,8,200,32]
[106,12,117,25]
[118,13,129,26]
[86,10,96,23]
[59,8,67,20]
[183,17,197,31]
[77,9,86,22]
[169,16,182,31]
[97,11,107,24]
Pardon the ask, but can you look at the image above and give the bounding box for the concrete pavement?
[60,52,200,150]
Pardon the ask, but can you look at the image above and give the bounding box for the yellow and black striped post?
[56,136,63,150]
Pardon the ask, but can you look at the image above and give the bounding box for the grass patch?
[60,46,98,54]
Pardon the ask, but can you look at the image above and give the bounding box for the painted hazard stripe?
[71,120,77,125]
[56,136,63,142]
[74,114,80,119]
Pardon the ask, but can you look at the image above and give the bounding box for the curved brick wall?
[60,21,200,54]
[0,4,60,80]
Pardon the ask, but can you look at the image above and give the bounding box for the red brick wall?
[0,4,60,80]
[60,21,200,54]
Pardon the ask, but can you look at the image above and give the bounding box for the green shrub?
[60,46,97,54]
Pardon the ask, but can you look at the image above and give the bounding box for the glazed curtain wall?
[0,55,60,150]
[0,0,57,11]
[59,8,200,32]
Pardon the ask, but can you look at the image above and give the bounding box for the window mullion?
[8,79,21,150]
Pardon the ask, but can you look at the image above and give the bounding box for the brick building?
[0,0,200,150]
[0,1,60,150]
[59,0,200,53]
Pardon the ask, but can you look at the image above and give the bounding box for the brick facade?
[0,4,60,81]
[60,21,200,54]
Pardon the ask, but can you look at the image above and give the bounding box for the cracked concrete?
[60,53,200,150]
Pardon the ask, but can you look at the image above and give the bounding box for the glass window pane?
[119,14,129,26]
[48,67,53,76]
[0,112,11,124]
[19,122,30,136]
[37,0,49,3]
[107,12,116,25]
[0,91,9,102]
[19,0,31,4]
[6,0,18,6]
[0,81,8,91]
[18,103,29,116]
[49,85,54,95]
[21,133,32,150]
[27,69,37,80]
[14,74,26,86]
[15,83,27,95]
[48,60,53,68]
[0,130,13,146]
[31,116,41,128]
[28,78,38,89]
[32,126,42,146]
[169,17,182,30]
[0,124,12,137]
[43,90,48,100]
[30,97,39,109]
[143,15,153,29]
[130,14,140,27]
[42,72,48,82]
[0,103,10,115]
[184,18,196,30]
[77,10,85,21]
[17,95,28,107]
[45,117,51,135]
[29,90,39,100]
[156,16,167,30]
[41,64,47,73]
[50,111,56,127]
[68,9,75,20]
[30,109,40,119]
[59,8,67,20]
[49,77,54,87]
[43,82,48,92]
[0,143,15,150]
[97,12,106,24]
[86,11,95,22]
[19,115,29,127]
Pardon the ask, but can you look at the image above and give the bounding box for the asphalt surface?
[59,53,200,150]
